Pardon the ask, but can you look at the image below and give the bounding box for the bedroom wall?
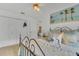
[0,3,77,47]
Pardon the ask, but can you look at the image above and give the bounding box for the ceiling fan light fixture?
[33,3,40,12]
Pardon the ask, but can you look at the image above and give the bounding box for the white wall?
[0,10,25,47]
[0,9,38,47]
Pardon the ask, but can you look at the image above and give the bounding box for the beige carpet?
[0,44,19,56]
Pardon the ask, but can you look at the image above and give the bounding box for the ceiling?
[0,3,77,20]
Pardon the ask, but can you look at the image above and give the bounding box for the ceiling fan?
[32,3,40,12]
[32,3,45,12]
